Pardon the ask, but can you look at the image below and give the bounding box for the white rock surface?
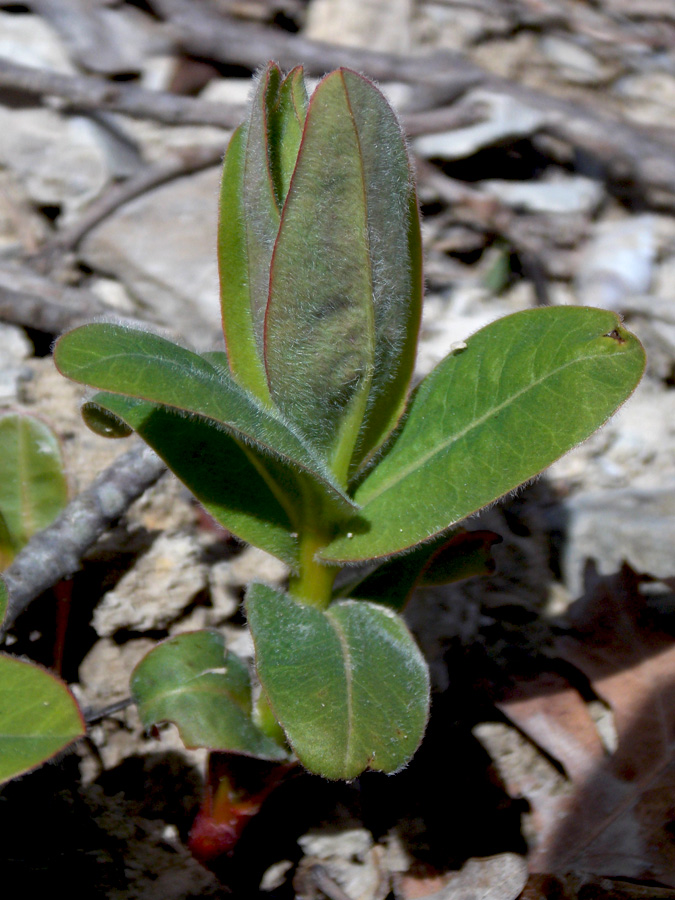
[93,530,208,637]
[0,107,110,217]
[0,11,73,71]
[414,90,549,160]
[81,167,222,344]
[304,0,412,53]
[0,323,32,406]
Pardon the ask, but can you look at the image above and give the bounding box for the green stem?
[287,528,338,608]
[286,479,339,609]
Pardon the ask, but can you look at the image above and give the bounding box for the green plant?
[54,63,645,786]
[0,412,84,784]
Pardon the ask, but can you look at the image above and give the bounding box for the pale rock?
[0,170,49,254]
[478,175,603,216]
[540,35,605,84]
[92,530,208,637]
[80,167,222,344]
[414,90,549,161]
[117,117,229,167]
[78,636,155,706]
[616,71,675,127]
[200,77,256,107]
[0,11,73,72]
[304,0,412,54]
[0,323,32,406]
[560,487,675,596]
[0,107,110,217]
[576,215,656,309]
[297,828,388,900]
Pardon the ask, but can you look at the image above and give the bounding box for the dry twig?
[0,58,243,129]
[0,444,166,635]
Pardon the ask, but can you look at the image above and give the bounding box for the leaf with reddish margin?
[321,307,645,563]
[264,69,421,478]
[131,630,288,761]
[0,654,85,784]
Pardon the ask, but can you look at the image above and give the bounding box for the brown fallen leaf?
[497,565,675,887]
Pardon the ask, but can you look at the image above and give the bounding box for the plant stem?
[287,529,338,609]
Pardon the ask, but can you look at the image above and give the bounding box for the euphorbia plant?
[54,64,645,786]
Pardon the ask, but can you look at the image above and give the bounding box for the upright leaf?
[131,631,288,761]
[0,413,68,565]
[219,123,271,404]
[246,583,430,779]
[54,323,356,517]
[264,70,422,481]
[265,69,374,476]
[243,64,284,351]
[0,654,85,784]
[321,307,645,563]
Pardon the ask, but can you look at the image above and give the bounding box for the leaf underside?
[131,630,288,761]
[246,583,430,780]
[53,324,356,519]
[321,307,646,563]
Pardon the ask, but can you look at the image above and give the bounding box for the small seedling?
[0,412,84,784]
[54,64,644,788]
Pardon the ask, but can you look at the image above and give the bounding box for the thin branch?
[0,57,243,129]
[0,444,166,635]
[0,263,114,332]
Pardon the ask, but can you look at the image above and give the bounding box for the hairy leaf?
[321,307,645,562]
[131,630,288,761]
[0,654,85,784]
[0,413,68,566]
[246,583,429,779]
[84,393,301,566]
[54,323,355,516]
[264,69,421,479]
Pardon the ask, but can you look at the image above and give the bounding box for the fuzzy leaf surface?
[54,324,355,516]
[219,123,271,403]
[264,69,421,475]
[84,393,300,566]
[0,654,85,784]
[321,307,645,562]
[131,631,288,761]
[246,583,430,779]
[0,413,68,565]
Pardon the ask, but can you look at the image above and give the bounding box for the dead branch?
[0,262,167,336]
[0,444,166,635]
[0,263,116,333]
[0,58,243,129]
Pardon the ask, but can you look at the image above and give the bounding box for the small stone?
[92,530,208,636]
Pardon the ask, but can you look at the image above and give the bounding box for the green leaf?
[0,413,68,565]
[243,64,284,354]
[0,576,8,627]
[84,393,301,566]
[53,323,356,517]
[0,654,85,784]
[246,583,430,779]
[339,529,501,610]
[321,307,645,563]
[264,70,422,482]
[131,630,288,761]
[219,123,271,404]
